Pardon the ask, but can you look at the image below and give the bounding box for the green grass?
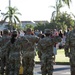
[35,49,69,63]
[55,49,69,62]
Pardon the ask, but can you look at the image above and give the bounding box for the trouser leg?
[41,64,47,75]
[28,59,34,75]
[71,65,75,75]
[47,58,53,75]
[1,57,6,75]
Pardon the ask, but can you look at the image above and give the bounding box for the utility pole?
[9,0,12,31]
[9,0,11,7]
[0,10,1,21]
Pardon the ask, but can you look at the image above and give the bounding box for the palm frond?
[14,15,21,23]
[3,16,9,22]
[50,6,56,9]
[15,12,22,15]
[14,19,17,25]
[62,0,72,8]
[51,11,56,20]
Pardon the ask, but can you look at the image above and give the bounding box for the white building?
[21,21,36,28]
[0,20,49,31]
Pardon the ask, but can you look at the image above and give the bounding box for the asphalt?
[34,61,70,75]
[1,62,70,75]
[34,64,70,75]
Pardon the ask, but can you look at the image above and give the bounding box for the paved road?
[34,64,70,75]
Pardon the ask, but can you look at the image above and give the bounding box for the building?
[0,21,8,31]
[0,20,49,31]
[21,21,36,28]
[34,20,49,25]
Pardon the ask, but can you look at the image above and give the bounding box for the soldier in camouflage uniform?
[64,27,75,75]
[0,29,10,75]
[0,30,22,75]
[37,29,61,75]
[22,28,39,75]
[8,31,21,75]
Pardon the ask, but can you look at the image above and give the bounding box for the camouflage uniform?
[37,29,61,75]
[22,28,39,75]
[0,31,22,75]
[65,29,75,75]
[8,31,22,75]
[0,29,10,75]
[9,39,22,75]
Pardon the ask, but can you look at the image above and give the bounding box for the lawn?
[55,49,69,62]
[35,49,69,63]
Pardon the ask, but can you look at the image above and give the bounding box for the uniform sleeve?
[19,37,32,52]
[34,35,40,43]
[0,41,10,57]
[0,38,3,47]
[37,41,42,59]
[15,38,23,52]
[64,33,70,57]
[53,36,61,44]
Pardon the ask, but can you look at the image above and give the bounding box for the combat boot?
[0,69,4,75]
[71,65,75,75]
[48,72,52,75]
[71,71,75,75]
[41,72,46,75]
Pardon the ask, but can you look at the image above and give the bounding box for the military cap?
[3,29,9,34]
[12,30,17,35]
[26,28,32,32]
[44,29,51,34]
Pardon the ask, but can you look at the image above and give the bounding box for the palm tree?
[58,0,72,8]
[51,0,63,21]
[50,0,72,21]
[2,6,21,30]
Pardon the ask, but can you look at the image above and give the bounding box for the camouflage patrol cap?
[44,29,51,34]
[12,30,17,35]
[26,28,32,32]
[3,29,9,34]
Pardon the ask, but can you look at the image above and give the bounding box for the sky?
[0,0,75,22]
